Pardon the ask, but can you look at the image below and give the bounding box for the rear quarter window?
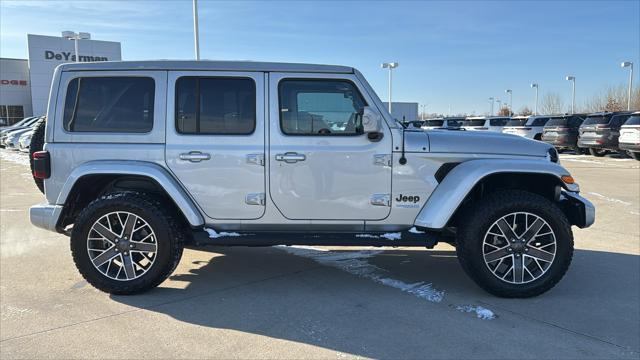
[63,77,155,133]
[624,116,640,126]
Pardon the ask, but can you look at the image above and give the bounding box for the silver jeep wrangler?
[29,61,594,297]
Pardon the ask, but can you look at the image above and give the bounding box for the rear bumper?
[560,191,595,229]
[618,143,640,152]
[542,136,577,148]
[29,203,63,232]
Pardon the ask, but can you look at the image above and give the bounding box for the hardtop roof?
[58,60,355,74]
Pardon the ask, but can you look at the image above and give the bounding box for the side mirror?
[360,106,383,142]
[361,106,381,133]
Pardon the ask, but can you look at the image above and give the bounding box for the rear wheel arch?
[58,174,193,232]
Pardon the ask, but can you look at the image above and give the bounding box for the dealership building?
[0,34,121,124]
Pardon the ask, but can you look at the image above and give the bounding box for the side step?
[191,229,439,248]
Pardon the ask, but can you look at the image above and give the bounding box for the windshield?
[624,116,640,126]
[464,119,486,127]
[424,120,444,127]
[506,119,528,126]
[583,115,610,125]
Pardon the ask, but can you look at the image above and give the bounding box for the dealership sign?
[1,79,28,86]
[45,51,108,62]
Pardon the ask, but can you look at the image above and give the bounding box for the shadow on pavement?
[110,246,640,357]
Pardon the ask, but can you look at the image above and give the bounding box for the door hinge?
[373,154,392,167]
[246,153,265,166]
[245,193,265,206]
[370,193,391,207]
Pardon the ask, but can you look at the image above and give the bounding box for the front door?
[166,71,266,220]
[268,73,392,220]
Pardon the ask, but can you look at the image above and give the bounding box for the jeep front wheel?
[70,192,184,294]
[456,190,573,298]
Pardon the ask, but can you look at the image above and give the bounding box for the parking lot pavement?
[1,149,638,359]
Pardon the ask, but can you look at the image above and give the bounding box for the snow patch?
[408,227,425,234]
[355,232,402,240]
[587,192,633,206]
[0,149,29,166]
[204,228,242,238]
[278,246,445,303]
[455,305,496,320]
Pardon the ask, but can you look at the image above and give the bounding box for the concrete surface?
[0,149,638,359]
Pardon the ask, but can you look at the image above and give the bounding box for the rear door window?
[63,77,155,133]
[489,118,509,126]
[175,77,256,135]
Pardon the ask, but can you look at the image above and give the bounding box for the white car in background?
[18,130,34,153]
[502,115,551,140]
[619,112,640,160]
[462,116,510,132]
[421,117,464,130]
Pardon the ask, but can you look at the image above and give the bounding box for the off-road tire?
[29,119,46,194]
[70,192,184,295]
[456,190,573,298]
[589,148,606,157]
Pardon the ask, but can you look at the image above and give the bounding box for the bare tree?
[539,93,565,115]
[497,106,510,116]
[583,84,640,113]
[518,106,533,116]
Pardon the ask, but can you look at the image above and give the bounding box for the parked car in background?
[502,115,551,140]
[578,111,632,156]
[462,116,510,132]
[18,129,34,153]
[0,116,40,147]
[1,117,42,148]
[4,127,34,150]
[542,114,586,153]
[421,117,464,130]
[619,112,640,160]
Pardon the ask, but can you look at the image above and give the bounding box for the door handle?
[275,152,306,163]
[179,151,211,162]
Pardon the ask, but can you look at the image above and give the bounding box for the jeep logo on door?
[395,194,420,208]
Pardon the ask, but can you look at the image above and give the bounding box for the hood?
[425,130,552,157]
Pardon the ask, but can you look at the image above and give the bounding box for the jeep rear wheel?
[71,192,184,294]
[456,190,573,298]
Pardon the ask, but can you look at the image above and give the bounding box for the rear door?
[268,73,392,220]
[165,71,266,220]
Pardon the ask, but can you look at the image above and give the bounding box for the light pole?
[621,61,634,111]
[496,98,502,114]
[488,97,495,116]
[420,104,427,120]
[531,83,539,115]
[62,31,91,62]
[565,76,576,114]
[381,62,398,113]
[193,0,201,60]
[505,89,512,115]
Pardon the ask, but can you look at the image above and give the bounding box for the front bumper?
[560,191,595,228]
[30,204,63,232]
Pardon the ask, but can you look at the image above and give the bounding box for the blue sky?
[1,0,638,115]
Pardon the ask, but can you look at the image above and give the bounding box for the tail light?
[32,151,50,179]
